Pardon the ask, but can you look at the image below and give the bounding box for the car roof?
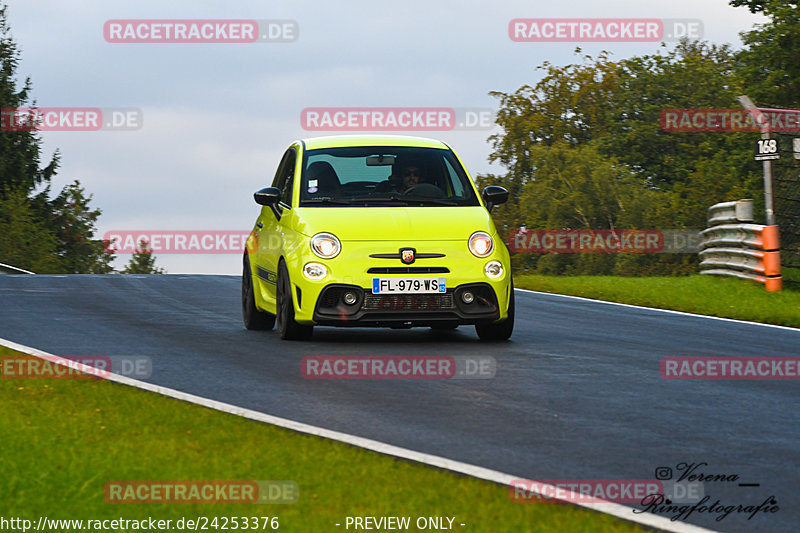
[300,135,450,150]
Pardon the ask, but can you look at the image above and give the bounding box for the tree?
[482,41,769,275]
[599,41,756,191]
[512,142,686,275]
[731,0,800,107]
[122,240,165,274]
[488,51,621,178]
[0,3,59,195]
[46,181,115,273]
[489,42,758,190]
[0,187,59,272]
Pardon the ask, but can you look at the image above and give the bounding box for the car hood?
[294,206,495,241]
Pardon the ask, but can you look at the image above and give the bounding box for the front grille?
[367,267,450,274]
[369,253,446,259]
[319,288,342,308]
[363,293,455,311]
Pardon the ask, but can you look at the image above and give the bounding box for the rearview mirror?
[366,154,396,166]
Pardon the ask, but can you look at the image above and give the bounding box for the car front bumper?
[285,239,512,327]
[310,282,505,327]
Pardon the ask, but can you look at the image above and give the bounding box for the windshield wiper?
[402,197,458,206]
[300,198,353,206]
[348,197,410,205]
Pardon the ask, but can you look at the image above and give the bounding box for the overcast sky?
[6,0,765,274]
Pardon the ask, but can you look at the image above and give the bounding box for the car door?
[253,146,297,309]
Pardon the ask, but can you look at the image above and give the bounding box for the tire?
[475,279,514,341]
[242,253,275,330]
[276,261,314,340]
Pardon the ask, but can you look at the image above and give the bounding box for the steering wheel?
[402,183,444,198]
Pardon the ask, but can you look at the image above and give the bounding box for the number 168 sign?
[754,138,780,160]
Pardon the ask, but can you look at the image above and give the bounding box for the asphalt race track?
[1,274,798,532]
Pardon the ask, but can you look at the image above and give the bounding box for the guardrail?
[707,199,754,226]
[0,262,34,275]
[699,199,782,291]
[700,224,780,250]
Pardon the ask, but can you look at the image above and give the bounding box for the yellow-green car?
[242,135,514,341]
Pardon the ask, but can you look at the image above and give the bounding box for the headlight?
[484,260,504,279]
[469,231,494,258]
[310,233,341,259]
[303,262,328,280]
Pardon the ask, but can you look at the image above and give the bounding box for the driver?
[398,164,421,191]
[389,156,426,193]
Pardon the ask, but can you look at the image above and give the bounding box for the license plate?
[372,277,446,294]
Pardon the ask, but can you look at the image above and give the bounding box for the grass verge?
[514,274,800,328]
[0,347,647,532]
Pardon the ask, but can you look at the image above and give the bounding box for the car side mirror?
[254,187,281,206]
[254,187,284,220]
[482,186,509,211]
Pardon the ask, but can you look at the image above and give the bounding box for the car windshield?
[298,146,480,207]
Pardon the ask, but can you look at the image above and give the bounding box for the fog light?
[462,291,474,304]
[303,262,327,280]
[484,260,504,279]
[343,291,357,305]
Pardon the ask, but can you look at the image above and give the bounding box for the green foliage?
[516,274,800,326]
[484,27,792,275]
[503,142,695,275]
[488,51,621,171]
[122,240,165,274]
[518,143,644,230]
[0,188,59,272]
[732,0,800,107]
[599,41,755,189]
[46,181,115,273]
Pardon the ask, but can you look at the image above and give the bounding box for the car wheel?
[276,261,314,341]
[242,253,275,330]
[475,279,514,341]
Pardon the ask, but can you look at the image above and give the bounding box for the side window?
[279,151,296,208]
[444,158,465,198]
[271,148,297,209]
